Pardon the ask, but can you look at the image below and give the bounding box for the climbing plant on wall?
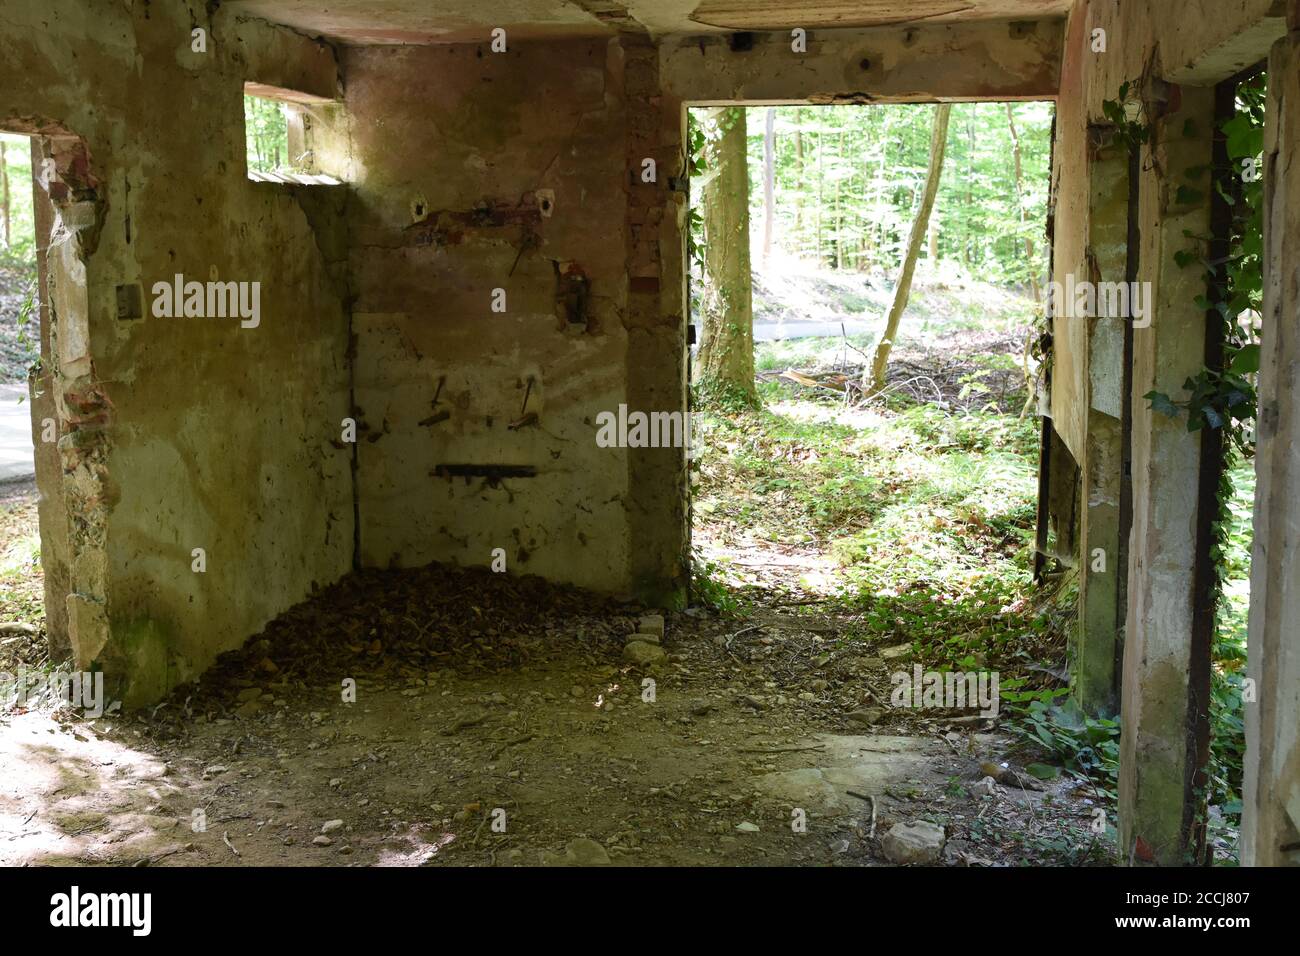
[1145,74,1264,454]
[1143,72,1267,832]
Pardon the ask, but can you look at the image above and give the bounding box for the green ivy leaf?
[1228,344,1260,375]
[1145,391,1182,418]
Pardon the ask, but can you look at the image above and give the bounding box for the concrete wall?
[0,0,354,706]
[343,38,685,598]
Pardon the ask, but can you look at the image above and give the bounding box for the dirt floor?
[0,473,1108,867]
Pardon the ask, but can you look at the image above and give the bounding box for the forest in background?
[0,132,38,382]
[245,94,290,175]
[699,101,1054,294]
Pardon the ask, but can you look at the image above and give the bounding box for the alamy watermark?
[49,886,151,936]
[595,405,701,459]
[151,273,261,328]
[891,664,999,718]
[0,666,118,718]
[1045,275,1152,328]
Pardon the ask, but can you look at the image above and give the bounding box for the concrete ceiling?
[224,0,1073,44]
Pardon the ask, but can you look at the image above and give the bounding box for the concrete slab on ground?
[751,733,1004,815]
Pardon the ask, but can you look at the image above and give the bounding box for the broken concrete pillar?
[626,36,689,608]
[27,137,71,662]
[1242,32,1300,868]
[1074,128,1130,715]
[1118,85,1216,866]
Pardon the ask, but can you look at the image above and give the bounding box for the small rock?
[563,838,611,866]
[236,687,262,702]
[312,836,333,847]
[636,614,665,638]
[626,631,660,645]
[880,643,913,660]
[881,821,945,864]
[234,700,262,719]
[204,765,228,776]
[847,707,885,727]
[321,819,344,834]
[735,821,760,833]
[623,641,667,666]
[570,685,584,698]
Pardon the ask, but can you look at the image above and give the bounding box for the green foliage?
[1100,81,1152,151]
[1009,691,1120,799]
[687,102,1053,293]
[695,390,1040,605]
[0,133,37,264]
[692,378,761,412]
[691,551,740,615]
[244,95,290,174]
[1205,456,1253,824]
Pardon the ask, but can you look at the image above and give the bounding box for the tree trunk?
[873,111,891,265]
[835,130,845,270]
[793,108,804,251]
[814,132,823,262]
[762,107,775,262]
[1005,103,1041,303]
[1,140,9,248]
[964,113,974,267]
[868,104,952,395]
[697,107,757,407]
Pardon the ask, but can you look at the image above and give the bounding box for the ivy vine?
[1149,73,1266,834]
[1100,80,1152,151]
[1145,74,1265,458]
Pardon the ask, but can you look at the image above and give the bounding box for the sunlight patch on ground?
[0,709,183,866]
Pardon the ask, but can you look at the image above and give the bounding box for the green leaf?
[1145,391,1181,418]
[1228,344,1260,375]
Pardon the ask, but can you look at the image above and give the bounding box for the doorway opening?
[0,129,43,680]
[684,101,1114,864]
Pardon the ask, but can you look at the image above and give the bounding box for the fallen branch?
[489,733,535,761]
[846,790,877,838]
